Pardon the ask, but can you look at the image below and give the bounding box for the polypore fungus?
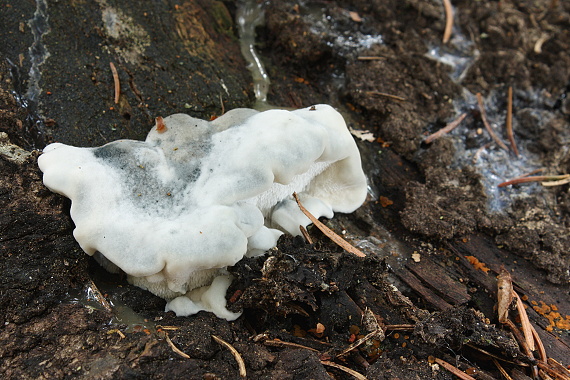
[38,104,367,320]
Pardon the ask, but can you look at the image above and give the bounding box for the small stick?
[434,357,477,380]
[292,193,365,258]
[212,335,247,378]
[498,174,570,187]
[87,279,113,313]
[512,290,535,351]
[109,62,120,104]
[425,113,466,144]
[442,0,454,43]
[164,332,190,359]
[476,93,509,151]
[506,87,519,156]
[321,361,367,380]
[365,91,406,102]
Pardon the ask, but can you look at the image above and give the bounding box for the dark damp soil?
[1,0,570,379]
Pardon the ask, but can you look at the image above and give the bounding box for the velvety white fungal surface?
[38,104,367,320]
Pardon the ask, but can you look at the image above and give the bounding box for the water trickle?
[26,0,51,104]
[236,0,270,109]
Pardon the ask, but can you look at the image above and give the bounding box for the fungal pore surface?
[38,105,367,320]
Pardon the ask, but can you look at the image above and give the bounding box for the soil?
[1,0,570,379]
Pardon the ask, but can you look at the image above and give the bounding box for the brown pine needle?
[109,62,120,104]
[212,335,247,378]
[434,357,477,380]
[321,361,367,380]
[264,339,320,352]
[537,361,570,380]
[384,324,415,331]
[425,113,466,144]
[164,332,190,359]
[498,174,570,187]
[492,358,514,380]
[506,86,519,156]
[365,91,406,102]
[292,193,365,257]
[476,93,509,151]
[336,330,381,358]
[87,279,113,313]
[357,56,385,61]
[299,225,314,244]
[512,290,535,351]
[530,323,547,363]
[442,0,454,43]
[547,358,570,378]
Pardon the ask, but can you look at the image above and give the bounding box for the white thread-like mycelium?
[38,104,367,320]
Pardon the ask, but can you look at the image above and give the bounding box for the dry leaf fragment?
[497,268,513,323]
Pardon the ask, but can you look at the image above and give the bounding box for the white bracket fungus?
[38,104,367,320]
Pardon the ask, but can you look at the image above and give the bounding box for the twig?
[498,174,570,187]
[212,335,247,378]
[109,62,120,104]
[506,86,519,156]
[164,332,190,359]
[292,193,365,258]
[365,91,406,102]
[264,339,319,352]
[321,361,367,380]
[476,93,509,151]
[442,0,454,43]
[87,279,113,313]
[434,357,477,380]
[512,290,535,351]
[425,113,466,144]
